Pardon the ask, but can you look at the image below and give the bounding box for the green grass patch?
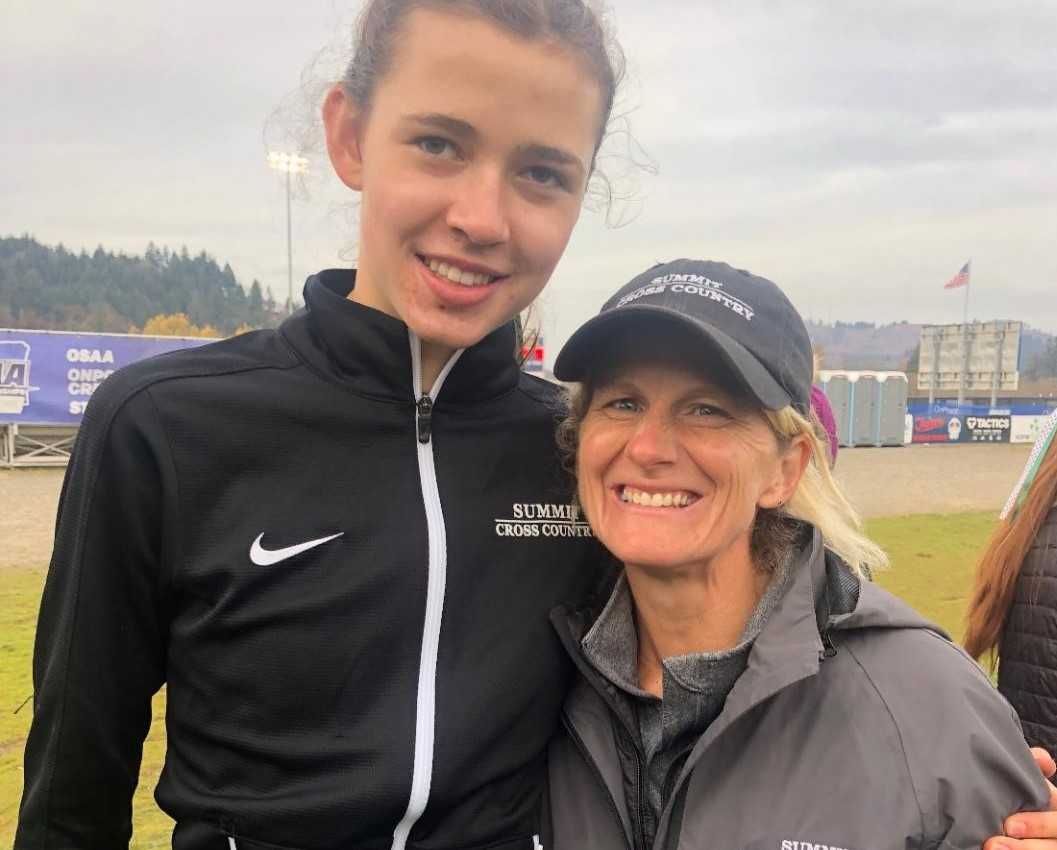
[866,511,998,641]
[0,511,999,846]
[1,569,43,847]
[0,568,172,850]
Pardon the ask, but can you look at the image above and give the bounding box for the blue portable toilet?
[820,370,908,448]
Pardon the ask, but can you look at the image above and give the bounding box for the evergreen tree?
[0,235,280,334]
[248,279,265,326]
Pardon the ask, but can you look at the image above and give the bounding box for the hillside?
[807,320,920,370]
[0,235,281,334]
[808,319,1055,375]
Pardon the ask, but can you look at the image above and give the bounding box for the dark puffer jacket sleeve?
[999,505,1057,754]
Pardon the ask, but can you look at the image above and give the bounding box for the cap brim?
[553,304,793,410]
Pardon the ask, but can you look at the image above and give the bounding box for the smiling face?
[576,348,808,576]
[323,7,603,356]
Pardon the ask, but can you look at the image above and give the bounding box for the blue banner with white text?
[0,329,215,425]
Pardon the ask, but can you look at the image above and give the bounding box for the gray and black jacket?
[547,528,1049,850]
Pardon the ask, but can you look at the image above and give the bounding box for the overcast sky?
[4,0,1056,362]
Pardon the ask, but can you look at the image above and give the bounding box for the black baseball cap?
[553,259,813,413]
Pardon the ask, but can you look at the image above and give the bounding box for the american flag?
[943,261,970,289]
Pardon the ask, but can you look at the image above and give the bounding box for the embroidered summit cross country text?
[494,502,593,538]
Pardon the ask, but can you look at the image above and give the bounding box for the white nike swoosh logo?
[249,532,344,566]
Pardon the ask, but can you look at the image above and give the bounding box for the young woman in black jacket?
[17,3,622,848]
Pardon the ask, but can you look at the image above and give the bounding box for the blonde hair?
[557,384,888,577]
[764,406,888,577]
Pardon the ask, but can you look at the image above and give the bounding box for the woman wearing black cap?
[545,260,1051,849]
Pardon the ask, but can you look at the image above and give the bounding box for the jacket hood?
[833,572,946,636]
[279,269,522,405]
[756,526,947,646]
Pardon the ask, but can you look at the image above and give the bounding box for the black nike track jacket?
[16,270,612,850]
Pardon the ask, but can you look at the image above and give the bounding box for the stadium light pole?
[267,152,309,315]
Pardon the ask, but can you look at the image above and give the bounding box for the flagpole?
[958,260,971,407]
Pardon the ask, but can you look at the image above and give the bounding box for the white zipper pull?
[228,837,238,850]
[532,835,544,850]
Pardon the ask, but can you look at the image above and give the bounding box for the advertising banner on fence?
[0,329,214,425]
[1011,415,1053,445]
[911,412,1012,443]
[912,414,960,443]
[959,414,1012,442]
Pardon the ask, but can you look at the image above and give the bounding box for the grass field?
[0,511,999,847]
[1,568,172,850]
[868,511,998,640]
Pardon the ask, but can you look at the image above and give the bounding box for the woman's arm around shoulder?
[985,748,1057,849]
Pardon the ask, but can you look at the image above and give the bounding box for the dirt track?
[833,443,1031,520]
[0,468,64,571]
[0,443,1033,572]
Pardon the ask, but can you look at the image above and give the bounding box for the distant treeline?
[0,235,282,334]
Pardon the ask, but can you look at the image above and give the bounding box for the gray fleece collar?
[581,546,797,698]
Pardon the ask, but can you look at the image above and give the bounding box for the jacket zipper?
[634,743,650,850]
[820,628,838,660]
[416,395,433,444]
[561,713,635,850]
[390,334,464,850]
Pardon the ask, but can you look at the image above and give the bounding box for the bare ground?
[833,443,1031,519]
[0,443,1033,571]
[0,468,64,572]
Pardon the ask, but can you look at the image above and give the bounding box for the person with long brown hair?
[966,410,1057,754]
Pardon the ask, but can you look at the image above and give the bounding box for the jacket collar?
[279,269,522,405]
[662,529,834,770]
[727,527,830,706]
[555,524,947,729]
[552,527,830,696]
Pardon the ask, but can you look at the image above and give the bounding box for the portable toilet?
[876,373,909,446]
[819,373,853,447]
[819,370,909,448]
[851,374,879,446]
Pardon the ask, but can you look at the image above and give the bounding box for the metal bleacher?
[0,424,79,468]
